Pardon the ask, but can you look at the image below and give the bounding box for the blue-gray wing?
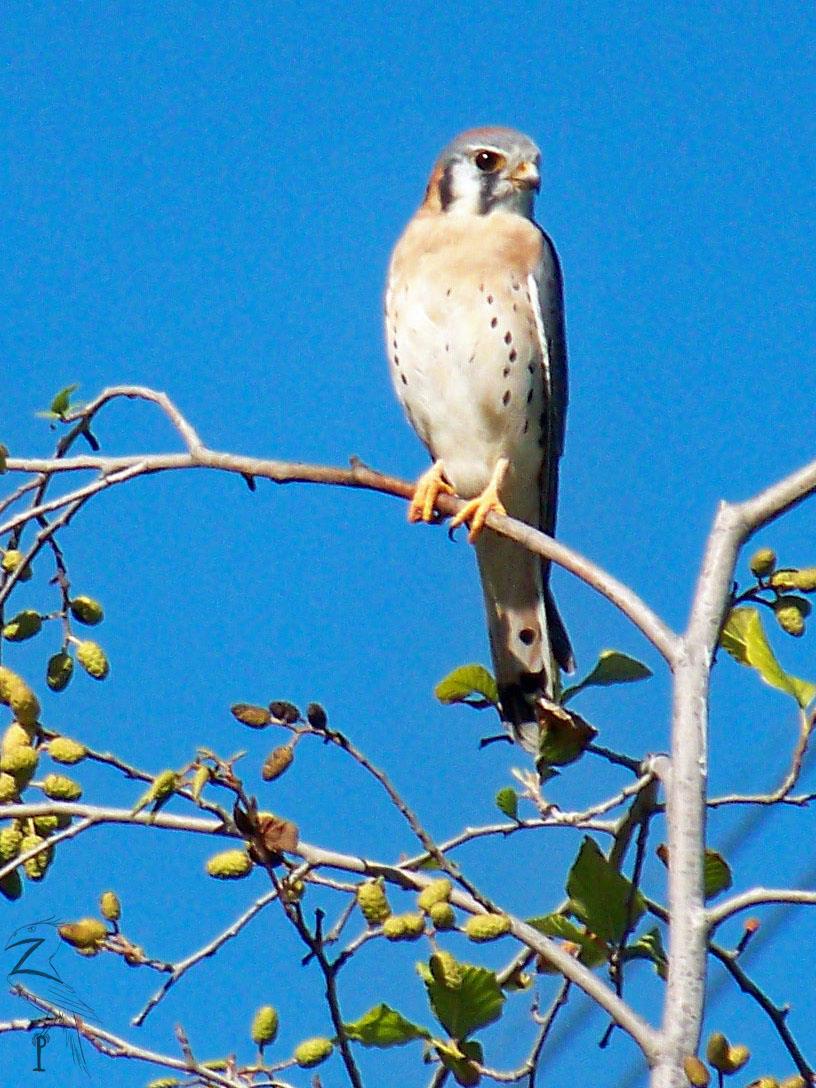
[529,227,573,672]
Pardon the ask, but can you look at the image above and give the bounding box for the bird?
[385,126,574,751]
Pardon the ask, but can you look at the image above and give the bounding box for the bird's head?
[423,126,541,218]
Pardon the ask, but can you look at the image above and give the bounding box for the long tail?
[475,532,572,752]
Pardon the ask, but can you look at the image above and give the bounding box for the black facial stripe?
[439,162,455,211]
[478,170,501,215]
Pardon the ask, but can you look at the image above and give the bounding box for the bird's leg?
[449,457,509,543]
[408,459,455,523]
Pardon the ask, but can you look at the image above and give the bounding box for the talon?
[408,460,455,524]
[449,458,509,543]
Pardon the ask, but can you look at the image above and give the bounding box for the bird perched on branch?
[385,126,574,750]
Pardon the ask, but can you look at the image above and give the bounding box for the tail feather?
[475,533,572,751]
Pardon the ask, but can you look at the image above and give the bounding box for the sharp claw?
[447,459,509,543]
[408,461,454,524]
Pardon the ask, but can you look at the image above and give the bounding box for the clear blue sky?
[2,4,816,1085]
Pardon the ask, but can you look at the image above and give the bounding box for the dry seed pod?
[262,745,294,781]
[306,702,327,729]
[231,703,271,728]
[268,700,300,724]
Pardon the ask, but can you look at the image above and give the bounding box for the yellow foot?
[408,460,455,524]
[449,458,510,543]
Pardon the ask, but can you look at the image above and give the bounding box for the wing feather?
[528,230,574,672]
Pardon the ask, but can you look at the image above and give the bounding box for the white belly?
[386,261,546,517]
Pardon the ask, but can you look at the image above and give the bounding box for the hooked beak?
[510,160,541,192]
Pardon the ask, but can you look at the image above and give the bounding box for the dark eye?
[473,149,506,173]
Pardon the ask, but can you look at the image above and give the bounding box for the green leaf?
[49,383,79,417]
[434,1039,483,1086]
[622,926,667,979]
[415,855,443,870]
[343,1004,430,1047]
[434,664,499,708]
[703,849,733,901]
[720,607,816,708]
[566,838,645,944]
[536,701,597,768]
[494,787,518,820]
[418,962,504,1039]
[525,912,609,967]
[561,650,652,703]
[526,913,587,943]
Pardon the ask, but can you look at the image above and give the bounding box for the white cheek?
[449,160,483,214]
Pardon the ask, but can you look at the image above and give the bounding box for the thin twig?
[6,984,245,1088]
[707,887,816,931]
[709,706,815,809]
[3,384,679,662]
[710,944,814,1082]
[133,888,280,1026]
[271,884,363,1088]
[299,720,494,910]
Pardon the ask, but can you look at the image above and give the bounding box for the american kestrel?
[385,126,574,750]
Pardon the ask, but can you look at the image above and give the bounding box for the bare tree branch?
[5,984,252,1087]
[3,385,680,662]
[710,943,814,1082]
[133,887,281,1026]
[654,447,816,1086]
[707,887,816,931]
[709,705,815,809]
